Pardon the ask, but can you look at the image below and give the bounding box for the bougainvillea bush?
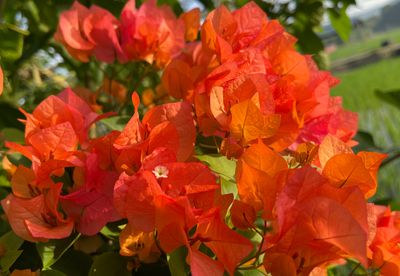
[0,1,399,275]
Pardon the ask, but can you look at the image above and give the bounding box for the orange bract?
[120,0,188,67]
[318,134,352,167]
[368,206,400,275]
[236,140,287,216]
[119,223,160,263]
[230,99,281,145]
[180,8,201,42]
[55,1,126,63]
[322,152,386,198]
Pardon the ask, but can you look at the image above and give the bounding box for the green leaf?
[296,28,324,54]
[100,116,130,131]
[0,102,24,130]
[1,128,25,144]
[88,252,130,276]
[0,231,24,251]
[37,242,57,269]
[196,154,236,182]
[0,250,22,271]
[0,27,24,62]
[375,89,400,109]
[51,249,92,276]
[167,246,188,276]
[6,153,31,168]
[220,178,238,197]
[91,0,125,17]
[353,131,380,152]
[198,0,215,10]
[0,231,24,271]
[0,175,10,188]
[237,269,267,276]
[328,7,352,42]
[327,259,366,275]
[100,225,120,239]
[36,233,81,269]
[10,241,42,272]
[390,202,400,211]
[41,270,67,276]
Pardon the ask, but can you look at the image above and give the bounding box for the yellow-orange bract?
[119,223,160,263]
[236,140,287,217]
[230,99,281,145]
[322,152,387,198]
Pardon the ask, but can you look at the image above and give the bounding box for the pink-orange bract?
[55,0,199,67]
[1,1,397,276]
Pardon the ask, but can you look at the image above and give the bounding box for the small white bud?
[152,165,169,179]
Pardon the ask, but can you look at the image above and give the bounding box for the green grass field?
[332,57,400,202]
[330,28,400,61]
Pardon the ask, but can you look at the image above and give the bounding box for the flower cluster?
[235,137,387,274]
[54,0,199,67]
[162,2,357,157]
[2,1,399,276]
[2,88,196,239]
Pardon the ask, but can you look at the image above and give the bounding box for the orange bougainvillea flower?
[113,92,195,173]
[289,141,319,167]
[180,8,201,42]
[322,151,387,198]
[19,87,113,145]
[162,2,358,156]
[119,222,160,263]
[191,208,254,275]
[54,1,94,62]
[2,88,120,241]
[264,166,370,275]
[120,0,187,67]
[230,98,281,145]
[4,2,395,275]
[113,153,251,275]
[230,200,256,230]
[6,121,80,185]
[61,154,120,236]
[236,139,287,217]
[368,205,400,275]
[1,183,73,242]
[82,6,126,63]
[55,1,126,63]
[317,134,353,167]
[295,96,358,147]
[142,100,196,161]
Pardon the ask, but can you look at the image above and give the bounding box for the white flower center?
[152,165,169,179]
